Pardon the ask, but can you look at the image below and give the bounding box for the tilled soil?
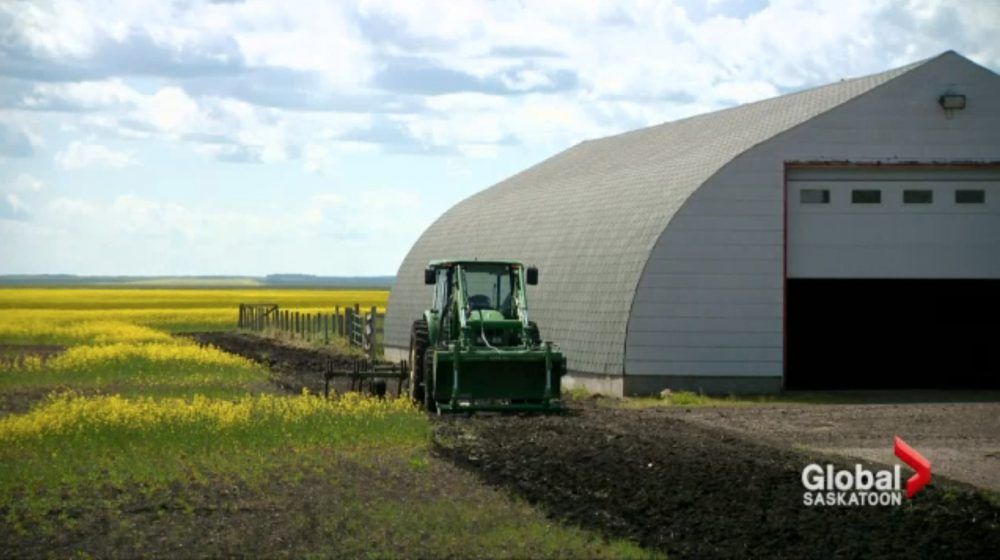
[186,332,396,396]
[434,403,1000,559]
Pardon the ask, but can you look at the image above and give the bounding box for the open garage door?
[785,167,1000,390]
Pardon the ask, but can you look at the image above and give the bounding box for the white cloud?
[6,173,46,192]
[7,190,426,274]
[55,141,137,169]
[0,174,45,220]
[143,87,200,133]
[303,143,334,174]
[2,193,29,216]
[2,0,100,59]
[49,197,98,217]
[302,189,424,236]
[12,0,995,167]
[21,79,142,111]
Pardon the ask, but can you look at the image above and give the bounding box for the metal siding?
[626,52,1000,379]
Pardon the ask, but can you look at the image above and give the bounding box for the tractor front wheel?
[408,319,428,404]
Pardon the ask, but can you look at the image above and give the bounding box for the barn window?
[955,189,985,204]
[800,189,830,204]
[851,189,881,204]
[903,190,933,204]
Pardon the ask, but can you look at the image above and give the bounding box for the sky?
[1,0,998,276]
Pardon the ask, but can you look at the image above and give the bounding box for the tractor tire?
[526,321,542,347]
[423,351,437,413]
[409,319,429,404]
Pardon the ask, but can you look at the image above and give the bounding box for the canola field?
[0,288,416,528]
[0,288,388,343]
[0,287,648,558]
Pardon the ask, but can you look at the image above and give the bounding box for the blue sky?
[1,0,997,276]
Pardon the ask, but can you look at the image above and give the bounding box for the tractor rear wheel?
[423,352,437,413]
[409,319,428,404]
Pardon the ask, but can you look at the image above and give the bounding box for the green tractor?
[408,259,565,413]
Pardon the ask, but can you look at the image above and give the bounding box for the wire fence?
[238,303,383,361]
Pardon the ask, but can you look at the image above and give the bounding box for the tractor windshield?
[461,264,518,319]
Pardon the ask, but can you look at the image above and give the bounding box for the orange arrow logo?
[894,436,931,498]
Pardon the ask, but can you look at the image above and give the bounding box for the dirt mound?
[434,405,1000,559]
[186,332,371,396]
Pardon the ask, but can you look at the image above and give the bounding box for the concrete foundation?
[562,372,625,397]
[623,375,783,396]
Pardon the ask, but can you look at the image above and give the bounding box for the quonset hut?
[385,51,1000,395]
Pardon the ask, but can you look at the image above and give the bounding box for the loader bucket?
[429,345,564,412]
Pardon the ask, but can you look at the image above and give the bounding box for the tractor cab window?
[461,265,515,318]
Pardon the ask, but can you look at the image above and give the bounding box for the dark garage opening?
[786,279,1000,390]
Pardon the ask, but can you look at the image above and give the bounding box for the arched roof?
[385,55,932,374]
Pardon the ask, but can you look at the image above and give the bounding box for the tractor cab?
[425,261,536,350]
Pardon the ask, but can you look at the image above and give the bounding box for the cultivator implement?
[323,357,408,399]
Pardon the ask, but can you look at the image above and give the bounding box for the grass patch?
[363,498,658,559]
[4,448,657,559]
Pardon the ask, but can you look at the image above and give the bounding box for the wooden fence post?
[345,307,353,346]
[369,305,377,362]
[353,303,361,347]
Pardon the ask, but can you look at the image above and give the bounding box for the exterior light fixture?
[938,93,966,119]
[938,94,966,110]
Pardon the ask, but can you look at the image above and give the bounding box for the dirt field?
[182,334,1000,557]
[658,402,1000,492]
[435,403,1000,558]
[187,332,402,396]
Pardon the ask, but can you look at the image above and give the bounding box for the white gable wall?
[624,53,1000,393]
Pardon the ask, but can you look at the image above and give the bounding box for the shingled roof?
[385,54,935,375]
